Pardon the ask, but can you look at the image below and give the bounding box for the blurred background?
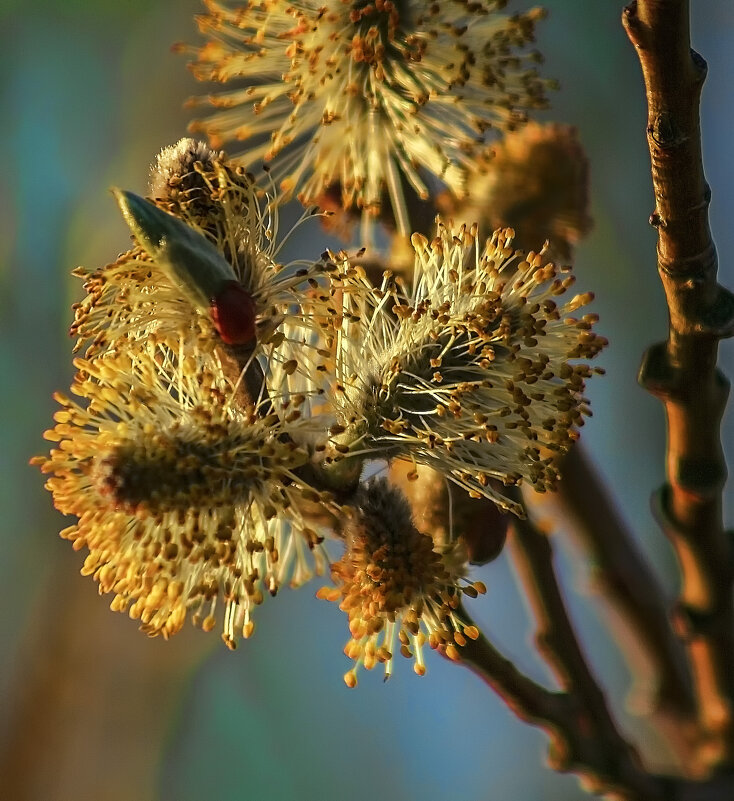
[1,1,733,799]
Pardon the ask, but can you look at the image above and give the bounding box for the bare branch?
[622,0,734,766]
[554,444,694,717]
[459,625,667,799]
[507,491,656,795]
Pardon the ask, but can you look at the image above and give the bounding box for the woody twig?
[623,0,734,767]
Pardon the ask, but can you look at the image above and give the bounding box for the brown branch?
[509,492,616,707]
[622,0,734,768]
[459,626,669,799]
[505,489,657,797]
[456,493,734,798]
[672,776,734,801]
[554,444,695,718]
[460,632,669,800]
[457,618,565,727]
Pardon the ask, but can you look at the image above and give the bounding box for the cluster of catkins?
[35,0,605,685]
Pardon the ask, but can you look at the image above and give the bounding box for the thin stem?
[623,0,734,767]
[458,605,664,800]
[457,619,563,727]
[553,444,694,717]
[216,342,268,412]
[507,489,642,758]
[480,486,657,796]
[385,153,411,238]
[454,490,734,798]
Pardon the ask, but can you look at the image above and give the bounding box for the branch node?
[622,1,644,47]
[676,457,728,498]
[650,483,684,541]
[658,241,716,279]
[650,111,684,148]
[546,733,572,772]
[639,342,730,413]
[698,285,734,339]
[650,483,672,532]
[678,602,729,638]
[652,472,729,545]
[638,341,676,397]
[690,49,708,81]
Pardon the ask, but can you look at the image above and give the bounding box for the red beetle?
[209,280,258,345]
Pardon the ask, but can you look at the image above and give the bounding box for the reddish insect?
[209,280,257,345]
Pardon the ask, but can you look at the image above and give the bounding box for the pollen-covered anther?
[319,479,482,684]
[35,339,334,646]
[328,222,606,516]
[183,0,555,233]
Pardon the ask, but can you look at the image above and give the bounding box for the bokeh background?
[1,1,733,799]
